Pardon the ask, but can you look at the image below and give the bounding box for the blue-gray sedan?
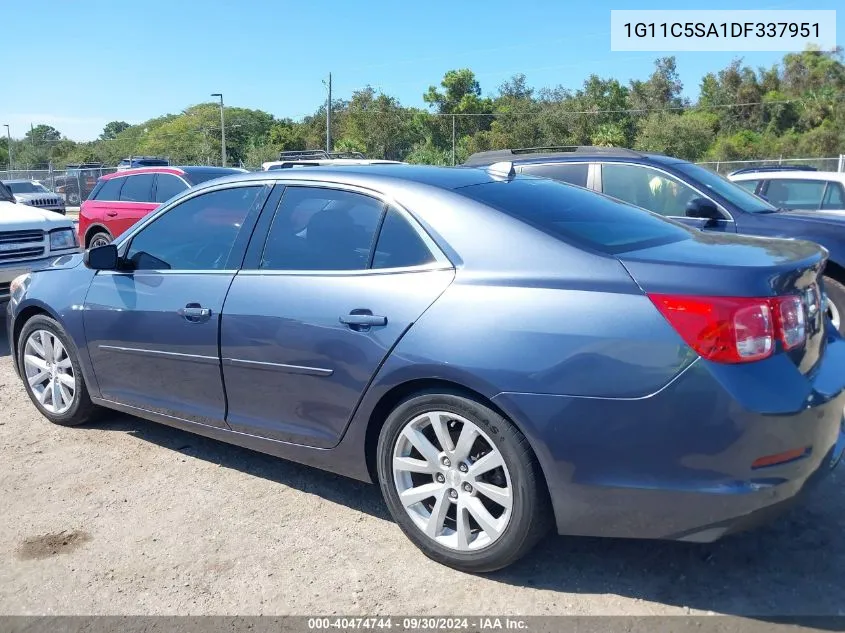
[6,164,845,572]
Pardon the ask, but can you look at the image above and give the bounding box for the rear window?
[520,163,589,187]
[119,174,155,202]
[185,169,244,185]
[457,177,690,254]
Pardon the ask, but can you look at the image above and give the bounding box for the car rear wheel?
[18,315,99,427]
[823,276,845,335]
[67,192,81,206]
[377,390,551,572]
[88,232,112,249]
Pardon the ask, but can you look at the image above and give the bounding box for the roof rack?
[328,151,366,159]
[278,149,332,160]
[463,146,643,166]
[729,165,819,176]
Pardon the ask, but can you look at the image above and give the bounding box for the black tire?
[88,231,112,249]
[18,315,99,427]
[377,390,551,573]
[823,275,845,336]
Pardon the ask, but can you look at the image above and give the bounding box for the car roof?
[100,166,246,180]
[194,163,498,192]
[261,159,403,170]
[0,179,36,184]
[463,146,684,167]
[730,170,845,182]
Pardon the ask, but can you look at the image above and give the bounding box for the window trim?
[106,180,272,275]
[594,161,735,223]
[240,180,453,276]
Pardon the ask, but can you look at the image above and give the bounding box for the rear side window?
[119,174,155,202]
[260,186,384,271]
[372,207,435,269]
[735,179,760,194]
[822,182,845,210]
[763,179,826,210]
[93,177,126,202]
[520,163,589,188]
[458,177,690,254]
[155,174,188,203]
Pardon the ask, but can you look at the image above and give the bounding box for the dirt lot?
[0,320,843,617]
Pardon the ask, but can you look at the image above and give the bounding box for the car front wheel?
[18,315,99,426]
[377,391,551,572]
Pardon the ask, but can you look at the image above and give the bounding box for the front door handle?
[179,303,212,323]
[339,310,387,330]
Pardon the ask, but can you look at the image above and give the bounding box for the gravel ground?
[0,319,842,617]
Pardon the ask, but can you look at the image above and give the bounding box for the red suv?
[78,166,246,247]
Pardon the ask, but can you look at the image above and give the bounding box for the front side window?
[126,186,265,271]
[154,174,188,203]
[601,163,702,217]
[119,174,155,203]
[520,163,589,188]
[822,182,845,210]
[260,187,384,271]
[764,179,827,210]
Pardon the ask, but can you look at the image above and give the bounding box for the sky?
[2,0,842,141]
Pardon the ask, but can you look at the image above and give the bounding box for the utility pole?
[451,114,456,166]
[326,73,332,153]
[3,125,11,173]
[30,123,35,148]
[211,93,226,166]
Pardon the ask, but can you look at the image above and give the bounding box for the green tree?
[635,111,717,161]
[99,121,130,140]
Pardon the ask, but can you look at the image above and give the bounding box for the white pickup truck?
[0,181,80,303]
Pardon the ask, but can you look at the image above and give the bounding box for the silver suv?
[2,179,66,215]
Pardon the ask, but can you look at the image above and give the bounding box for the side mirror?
[685,197,721,221]
[84,244,119,270]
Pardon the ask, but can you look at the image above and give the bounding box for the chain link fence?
[697,156,845,175]
[0,167,118,205]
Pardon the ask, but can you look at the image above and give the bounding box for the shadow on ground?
[90,408,844,618]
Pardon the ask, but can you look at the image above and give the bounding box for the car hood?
[14,192,64,203]
[0,200,74,229]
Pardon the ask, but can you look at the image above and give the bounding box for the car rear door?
[83,182,271,427]
[220,183,455,448]
[107,173,160,238]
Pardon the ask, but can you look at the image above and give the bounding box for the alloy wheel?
[392,411,513,551]
[90,235,111,248]
[23,330,76,415]
[826,293,841,332]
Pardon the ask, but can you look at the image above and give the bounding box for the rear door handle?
[106,211,118,217]
[339,310,387,329]
[178,303,212,323]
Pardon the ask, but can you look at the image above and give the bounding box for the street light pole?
[211,93,226,166]
[3,124,11,173]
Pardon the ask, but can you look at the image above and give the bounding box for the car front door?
[598,162,736,233]
[83,183,270,427]
[220,184,455,448]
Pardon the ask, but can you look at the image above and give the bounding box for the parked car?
[0,181,79,304]
[78,166,247,247]
[464,147,845,335]
[728,167,845,213]
[7,165,844,572]
[53,162,107,206]
[2,179,66,215]
[116,156,171,171]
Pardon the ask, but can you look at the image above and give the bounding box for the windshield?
[458,176,691,254]
[675,163,777,213]
[7,181,48,194]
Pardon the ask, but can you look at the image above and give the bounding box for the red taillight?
[649,293,808,364]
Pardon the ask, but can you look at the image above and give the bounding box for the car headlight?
[10,273,31,303]
[49,228,78,250]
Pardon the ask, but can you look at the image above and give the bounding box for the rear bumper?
[493,340,845,542]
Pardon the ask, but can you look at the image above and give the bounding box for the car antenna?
[486,161,516,180]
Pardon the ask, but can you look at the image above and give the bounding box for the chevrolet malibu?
[6,165,845,572]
